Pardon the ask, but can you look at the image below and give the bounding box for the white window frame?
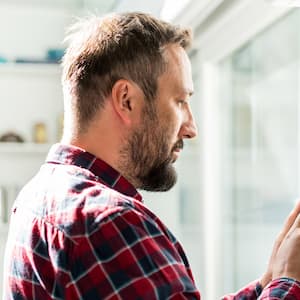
[176,0,293,298]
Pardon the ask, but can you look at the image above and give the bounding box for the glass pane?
[219,10,300,295]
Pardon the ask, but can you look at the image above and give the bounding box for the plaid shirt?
[3,143,300,299]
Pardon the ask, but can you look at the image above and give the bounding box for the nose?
[181,108,198,139]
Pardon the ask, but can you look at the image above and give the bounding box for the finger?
[275,201,300,246]
[286,211,300,236]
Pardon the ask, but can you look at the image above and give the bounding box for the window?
[219,9,299,293]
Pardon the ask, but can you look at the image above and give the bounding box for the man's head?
[62,12,191,132]
[62,12,197,192]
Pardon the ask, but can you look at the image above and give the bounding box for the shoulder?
[72,200,184,265]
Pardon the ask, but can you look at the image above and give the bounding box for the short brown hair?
[62,12,192,131]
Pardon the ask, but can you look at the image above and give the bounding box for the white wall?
[0,4,74,60]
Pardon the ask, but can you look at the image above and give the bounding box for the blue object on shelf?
[46,48,65,63]
[0,56,8,63]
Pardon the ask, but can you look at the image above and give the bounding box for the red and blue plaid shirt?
[3,143,300,299]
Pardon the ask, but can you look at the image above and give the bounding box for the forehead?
[159,44,193,97]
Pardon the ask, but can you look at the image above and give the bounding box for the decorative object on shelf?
[0,55,8,64]
[33,122,47,143]
[46,48,65,64]
[33,122,48,144]
[0,131,24,142]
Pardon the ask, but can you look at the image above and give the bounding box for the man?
[3,12,300,300]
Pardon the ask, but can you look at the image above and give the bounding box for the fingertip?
[294,199,300,211]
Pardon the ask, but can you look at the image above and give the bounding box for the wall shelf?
[0,63,61,76]
[0,142,51,154]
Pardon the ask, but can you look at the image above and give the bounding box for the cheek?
[168,111,183,136]
[163,118,182,145]
[157,105,183,139]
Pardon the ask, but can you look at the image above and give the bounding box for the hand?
[273,212,300,281]
[260,201,300,288]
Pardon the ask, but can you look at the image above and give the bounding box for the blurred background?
[0,0,299,298]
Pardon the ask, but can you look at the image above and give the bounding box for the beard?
[118,107,183,192]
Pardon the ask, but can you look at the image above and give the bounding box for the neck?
[62,116,124,175]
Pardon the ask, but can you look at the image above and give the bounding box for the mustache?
[172,139,184,151]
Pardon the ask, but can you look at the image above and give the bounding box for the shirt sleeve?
[66,208,200,299]
[221,280,263,300]
[222,277,300,299]
[260,277,300,299]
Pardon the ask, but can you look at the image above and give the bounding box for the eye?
[178,99,188,106]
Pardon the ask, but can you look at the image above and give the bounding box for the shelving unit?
[0,69,63,300]
[0,4,67,295]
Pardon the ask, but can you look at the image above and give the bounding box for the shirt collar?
[46,143,143,202]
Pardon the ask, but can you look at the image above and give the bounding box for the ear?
[111,79,143,126]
